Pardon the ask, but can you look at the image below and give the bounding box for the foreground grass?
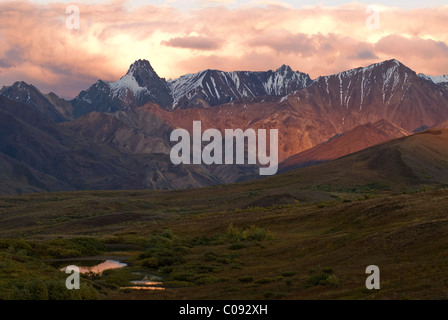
[0,184,447,299]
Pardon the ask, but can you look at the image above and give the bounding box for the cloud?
[0,1,448,98]
[161,36,223,50]
[352,50,378,60]
[375,35,448,59]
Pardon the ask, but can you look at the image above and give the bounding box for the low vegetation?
[0,181,447,300]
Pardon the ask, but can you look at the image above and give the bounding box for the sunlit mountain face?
[1,58,448,194]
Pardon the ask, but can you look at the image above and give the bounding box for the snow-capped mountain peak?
[418,73,448,85]
[167,66,312,109]
[308,59,421,112]
[126,59,155,77]
[276,64,293,74]
[110,59,160,96]
[109,73,148,100]
[72,59,173,117]
[72,58,442,118]
[72,59,313,114]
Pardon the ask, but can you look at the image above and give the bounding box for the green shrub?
[8,280,87,301]
[226,224,241,242]
[325,274,340,287]
[25,279,48,300]
[321,267,334,274]
[46,280,73,300]
[79,283,99,300]
[242,225,273,241]
[46,237,105,258]
[305,266,340,288]
[238,276,253,283]
[156,249,185,267]
[141,257,159,268]
[225,224,274,243]
[146,235,173,249]
[255,277,276,285]
[71,237,106,255]
[0,239,32,251]
[48,247,82,258]
[161,229,173,239]
[8,287,27,300]
[204,251,218,261]
[229,243,247,250]
[171,271,195,282]
[305,273,329,287]
[281,271,297,277]
[173,246,189,254]
[216,257,232,264]
[138,247,185,267]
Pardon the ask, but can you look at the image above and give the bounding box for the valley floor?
[0,184,447,300]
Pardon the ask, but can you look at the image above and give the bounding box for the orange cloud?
[0,1,447,98]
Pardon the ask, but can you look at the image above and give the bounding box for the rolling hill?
[279,120,410,171]
[0,127,448,300]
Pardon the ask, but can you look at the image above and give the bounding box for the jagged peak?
[364,59,406,70]
[11,81,33,89]
[317,59,411,81]
[94,79,108,86]
[276,64,293,74]
[1,81,40,94]
[126,59,155,77]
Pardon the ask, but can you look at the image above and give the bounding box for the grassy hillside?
[0,186,447,300]
[1,130,448,300]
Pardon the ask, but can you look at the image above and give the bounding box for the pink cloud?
[0,1,447,99]
[161,36,223,50]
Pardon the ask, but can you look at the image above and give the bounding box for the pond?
[123,274,165,291]
[60,259,127,274]
[55,258,165,291]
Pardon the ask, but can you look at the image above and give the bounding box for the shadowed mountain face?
[0,97,255,195]
[70,60,313,117]
[0,82,70,122]
[1,59,448,195]
[72,60,174,118]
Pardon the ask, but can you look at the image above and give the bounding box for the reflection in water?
[60,260,165,290]
[61,260,127,274]
[121,276,165,291]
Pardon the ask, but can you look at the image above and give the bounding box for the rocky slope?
[2,59,448,194]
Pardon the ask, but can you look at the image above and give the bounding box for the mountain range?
[71,59,313,117]
[1,58,448,195]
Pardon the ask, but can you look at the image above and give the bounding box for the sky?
[0,0,448,98]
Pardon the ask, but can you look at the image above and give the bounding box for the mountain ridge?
[2,58,448,194]
[69,59,313,117]
[279,119,411,172]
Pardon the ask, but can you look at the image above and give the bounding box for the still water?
[59,260,165,290]
[124,277,165,290]
[60,259,127,274]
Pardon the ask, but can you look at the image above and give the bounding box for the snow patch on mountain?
[109,73,149,99]
[168,66,312,108]
[167,70,207,108]
[418,73,448,84]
